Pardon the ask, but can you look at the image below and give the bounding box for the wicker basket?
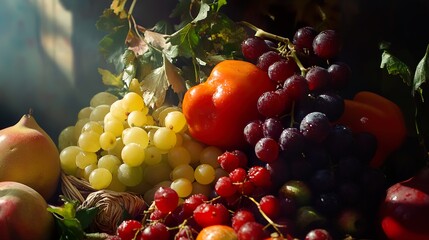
[60,172,147,234]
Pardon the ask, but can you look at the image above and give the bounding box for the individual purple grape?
[352,132,378,163]
[338,181,361,206]
[327,62,351,90]
[275,88,294,114]
[257,90,287,117]
[289,155,314,180]
[305,228,333,240]
[266,159,290,189]
[305,66,330,92]
[305,143,330,169]
[283,74,309,101]
[262,117,284,140]
[254,137,279,163]
[309,169,336,193]
[241,37,270,61]
[256,51,282,71]
[314,192,341,217]
[244,120,264,146]
[325,124,354,159]
[337,155,364,181]
[268,59,299,84]
[299,112,332,143]
[278,127,306,156]
[313,92,345,121]
[312,29,341,59]
[293,95,315,123]
[293,26,318,53]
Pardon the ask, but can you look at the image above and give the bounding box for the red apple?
[0,181,55,240]
[380,167,429,240]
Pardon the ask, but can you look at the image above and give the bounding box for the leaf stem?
[239,21,290,44]
[128,0,137,17]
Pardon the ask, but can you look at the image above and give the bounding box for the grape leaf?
[141,55,185,108]
[413,44,429,98]
[98,68,124,87]
[97,9,129,70]
[380,50,413,86]
[110,0,128,19]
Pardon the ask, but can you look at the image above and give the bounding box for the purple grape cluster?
[236,27,387,239]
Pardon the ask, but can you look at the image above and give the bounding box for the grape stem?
[245,195,288,237]
[239,21,307,75]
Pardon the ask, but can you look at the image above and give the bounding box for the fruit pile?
[54,25,406,240]
[1,1,429,240]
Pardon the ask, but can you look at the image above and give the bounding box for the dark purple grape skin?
[313,92,345,122]
[352,132,378,163]
[312,30,341,59]
[241,37,270,61]
[327,62,351,90]
[325,124,354,159]
[283,74,310,101]
[257,51,282,72]
[278,127,306,156]
[309,169,336,193]
[257,90,287,118]
[244,120,264,146]
[305,66,330,92]
[263,117,284,140]
[337,155,364,181]
[293,26,318,53]
[268,59,299,84]
[313,192,341,218]
[300,112,332,143]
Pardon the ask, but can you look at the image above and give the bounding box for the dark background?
[1,0,428,142]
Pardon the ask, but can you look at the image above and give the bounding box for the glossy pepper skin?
[336,91,407,168]
[182,60,276,149]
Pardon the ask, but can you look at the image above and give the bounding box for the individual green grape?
[127,110,147,127]
[182,139,205,165]
[58,126,77,151]
[194,164,216,185]
[122,91,145,113]
[157,106,181,126]
[147,128,157,146]
[117,163,143,187]
[143,161,172,186]
[83,163,98,181]
[144,146,163,165]
[89,105,110,122]
[107,172,127,192]
[121,143,145,167]
[81,121,103,135]
[167,146,191,168]
[122,126,149,148]
[78,107,93,120]
[170,164,195,182]
[170,177,193,198]
[74,118,90,140]
[99,131,117,150]
[75,151,98,169]
[199,146,223,168]
[153,127,177,151]
[104,118,124,137]
[89,168,112,190]
[59,146,81,175]
[164,111,187,133]
[128,78,143,96]
[78,130,101,152]
[108,137,125,158]
[146,115,155,125]
[90,91,118,107]
[110,99,127,121]
[98,154,121,173]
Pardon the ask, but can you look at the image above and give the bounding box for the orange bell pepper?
[336,91,407,168]
[182,60,276,149]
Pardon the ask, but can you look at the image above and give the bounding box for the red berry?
[193,203,230,228]
[116,220,143,240]
[154,187,179,214]
[259,195,281,219]
[247,166,272,187]
[139,222,169,240]
[215,176,237,197]
[231,209,256,232]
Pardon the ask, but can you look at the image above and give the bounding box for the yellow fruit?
[196,225,238,240]
[0,113,61,200]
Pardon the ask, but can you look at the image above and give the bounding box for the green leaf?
[215,0,227,12]
[47,199,87,240]
[75,207,99,230]
[413,44,429,97]
[380,50,413,86]
[96,9,127,32]
[98,68,124,87]
[193,2,211,22]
